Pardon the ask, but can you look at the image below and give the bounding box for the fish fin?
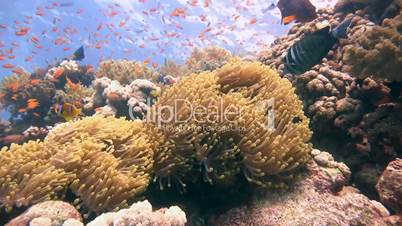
[331,17,353,39]
[72,46,85,61]
[282,15,297,25]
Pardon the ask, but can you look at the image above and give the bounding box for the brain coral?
[151,60,312,187]
[343,13,402,81]
[96,60,160,85]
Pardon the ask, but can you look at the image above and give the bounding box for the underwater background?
[0,0,401,225]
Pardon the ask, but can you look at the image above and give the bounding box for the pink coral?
[6,201,82,226]
[87,200,186,226]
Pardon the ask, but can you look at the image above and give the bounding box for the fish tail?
[331,17,353,39]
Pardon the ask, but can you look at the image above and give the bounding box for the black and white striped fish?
[283,18,353,75]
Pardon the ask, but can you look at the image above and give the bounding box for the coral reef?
[84,77,160,118]
[258,8,402,198]
[6,200,186,226]
[0,60,94,137]
[343,13,402,82]
[46,60,94,88]
[6,201,82,226]
[185,46,235,73]
[376,158,402,213]
[0,61,313,217]
[87,200,186,226]
[96,60,160,85]
[210,150,401,226]
[334,0,401,21]
[0,72,56,123]
[159,60,189,79]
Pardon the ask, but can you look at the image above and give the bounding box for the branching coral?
[97,60,160,85]
[343,13,402,82]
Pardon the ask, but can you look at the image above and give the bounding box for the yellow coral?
[0,61,313,215]
[0,141,73,211]
[97,60,160,84]
[151,60,312,187]
[0,116,154,213]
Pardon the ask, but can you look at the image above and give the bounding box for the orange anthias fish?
[66,77,80,91]
[277,0,317,25]
[30,79,41,85]
[27,98,40,109]
[3,63,15,69]
[6,82,20,93]
[170,8,187,18]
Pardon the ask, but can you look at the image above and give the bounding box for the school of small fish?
[0,0,337,79]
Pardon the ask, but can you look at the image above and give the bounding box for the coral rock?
[86,77,159,119]
[6,201,82,226]
[87,200,186,226]
[210,151,399,226]
[376,158,402,213]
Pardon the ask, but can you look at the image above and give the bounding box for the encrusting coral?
[0,61,313,216]
[96,60,160,85]
[343,13,402,82]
